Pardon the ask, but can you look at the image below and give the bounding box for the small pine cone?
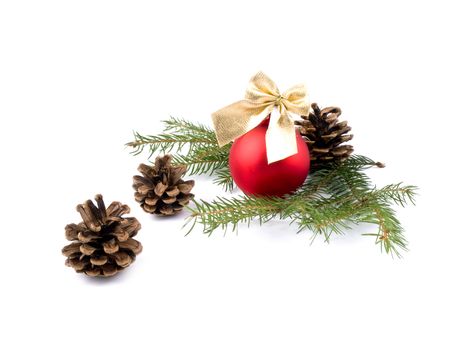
[133,155,195,216]
[62,194,142,277]
[296,103,354,169]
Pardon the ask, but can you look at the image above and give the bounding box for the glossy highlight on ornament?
[229,119,310,197]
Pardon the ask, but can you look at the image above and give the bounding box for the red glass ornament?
[229,120,310,197]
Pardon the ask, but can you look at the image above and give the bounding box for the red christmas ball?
[229,120,310,197]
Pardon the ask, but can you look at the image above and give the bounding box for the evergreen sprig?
[126,117,233,190]
[185,156,417,258]
[126,118,417,257]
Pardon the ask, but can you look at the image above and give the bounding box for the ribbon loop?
[211,72,310,164]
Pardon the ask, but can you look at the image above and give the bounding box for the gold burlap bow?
[211,72,310,164]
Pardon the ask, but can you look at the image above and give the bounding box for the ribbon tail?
[265,108,298,164]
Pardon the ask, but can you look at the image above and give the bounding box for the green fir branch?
[126,116,234,190]
[126,117,417,257]
[212,167,234,192]
[126,117,218,157]
[185,195,284,235]
[171,146,230,176]
[186,157,417,257]
[162,116,218,141]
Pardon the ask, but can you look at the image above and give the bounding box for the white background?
[1,1,466,349]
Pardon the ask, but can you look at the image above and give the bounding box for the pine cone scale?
[137,163,157,178]
[112,251,132,267]
[162,196,177,204]
[134,192,146,202]
[177,194,194,205]
[119,238,143,254]
[320,133,339,141]
[143,204,157,213]
[90,255,108,266]
[144,197,158,206]
[103,239,119,254]
[65,224,82,241]
[155,182,168,196]
[312,147,331,153]
[76,204,102,232]
[338,135,353,142]
[80,244,97,256]
[331,145,353,156]
[62,242,81,256]
[178,180,194,193]
[101,264,118,277]
[133,175,154,188]
[166,187,180,197]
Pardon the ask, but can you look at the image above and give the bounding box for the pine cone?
[133,155,195,216]
[296,103,354,169]
[62,195,142,277]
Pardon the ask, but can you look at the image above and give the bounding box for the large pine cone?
[296,103,354,170]
[62,195,142,277]
[133,155,195,216]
